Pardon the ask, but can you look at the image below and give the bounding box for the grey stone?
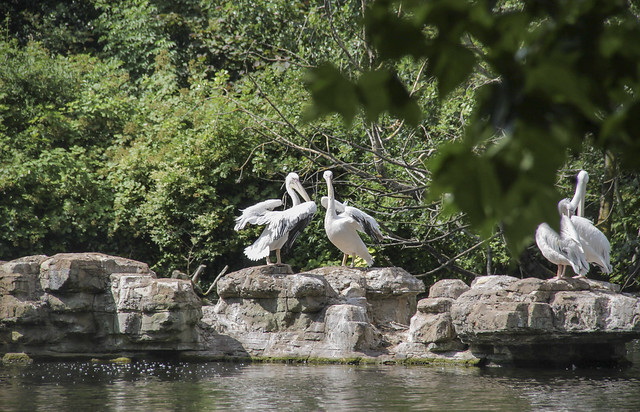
[417,297,453,314]
[429,279,469,299]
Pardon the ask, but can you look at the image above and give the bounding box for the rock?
[450,275,640,366]
[40,253,151,293]
[203,265,420,360]
[429,279,469,299]
[0,253,201,356]
[3,254,640,368]
[324,304,376,351]
[2,352,33,365]
[417,297,453,314]
[409,312,456,344]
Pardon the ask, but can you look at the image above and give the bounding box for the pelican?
[322,170,383,267]
[564,170,612,274]
[535,200,589,278]
[559,199,612,274]
[234,173,317,265]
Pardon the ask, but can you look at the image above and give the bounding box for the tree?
[305,0,640,258]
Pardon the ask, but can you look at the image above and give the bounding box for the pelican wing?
[343,206,384,243]
[571,215,612,273]
[281,201,317,253]
[320,196,346,213]
[559,214,583,253]
[320,196,383,243]
[234,199,283,231]
[536,223,564,263]
[535,223,589,276]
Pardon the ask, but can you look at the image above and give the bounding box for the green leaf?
[303,63,359,125]
[429,43,476,98]
[357,69,422,126]
[364,0,430,60]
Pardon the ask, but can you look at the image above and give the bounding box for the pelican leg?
[275,249,282,265]
[558,265,567,278]
[341,254,348,266]
[350,256,355,268]
[266,255,273,266]
[555,265,563,279]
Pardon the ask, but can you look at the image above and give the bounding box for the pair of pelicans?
[535,170,612,279]
[234,171,383,267]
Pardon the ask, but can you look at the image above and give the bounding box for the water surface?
[2,341,639,411]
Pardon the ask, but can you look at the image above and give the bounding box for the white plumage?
[320,197,384,243]
[569,214,612,274]
[535,200,589,278]
[235,173,316,265]
[568,170,589,218]
[322,171,383,267]
[563,170,612,275]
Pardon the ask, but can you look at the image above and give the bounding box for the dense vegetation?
[1,1,639,291]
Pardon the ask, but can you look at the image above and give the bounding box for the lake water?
[2,341,640,411]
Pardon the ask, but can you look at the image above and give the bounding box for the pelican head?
[577,170,589,185]
[558,198,573,217]
[323,170,333,181]
[285,172,312,203]
[286,172,300,186]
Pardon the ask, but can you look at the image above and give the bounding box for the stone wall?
[2,253,640,367]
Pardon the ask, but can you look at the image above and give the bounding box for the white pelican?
[564,170,612,274]
[322,170,383,267]
[559,199,612,274]
[535,200,589,278]
[234,173,317,265]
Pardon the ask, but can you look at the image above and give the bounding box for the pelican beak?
[293,179,312,202]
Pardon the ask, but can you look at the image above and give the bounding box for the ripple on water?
[0,344,639,411]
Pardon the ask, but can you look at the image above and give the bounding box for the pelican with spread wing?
[234,173,316,265]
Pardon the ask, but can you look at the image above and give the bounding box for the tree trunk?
[597,150,615,237]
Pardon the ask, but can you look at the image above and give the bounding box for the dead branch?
[204,265,229,296]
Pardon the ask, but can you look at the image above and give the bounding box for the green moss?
[109,357,132,364]
[204,355,481,367]
[2,352,33,365]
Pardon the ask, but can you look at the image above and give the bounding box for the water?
[1,341,639,411]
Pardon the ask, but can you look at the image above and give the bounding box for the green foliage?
[94,0,177,82]
[305,64,422,126]
[0,40,130,257]
[1,1,639,290]
[306,0,640,258]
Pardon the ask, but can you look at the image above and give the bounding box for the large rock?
[449,275,640,366]
[0,253,201,356]
[200,265,419,360]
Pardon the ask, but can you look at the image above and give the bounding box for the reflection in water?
[1,341,639,411]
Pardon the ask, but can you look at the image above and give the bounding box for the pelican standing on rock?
[322,170,383,267]
[535,200,589,278]
[564,170,612,274]
[234,173,317,265]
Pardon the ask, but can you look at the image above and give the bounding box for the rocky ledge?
[1,253,639,367]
